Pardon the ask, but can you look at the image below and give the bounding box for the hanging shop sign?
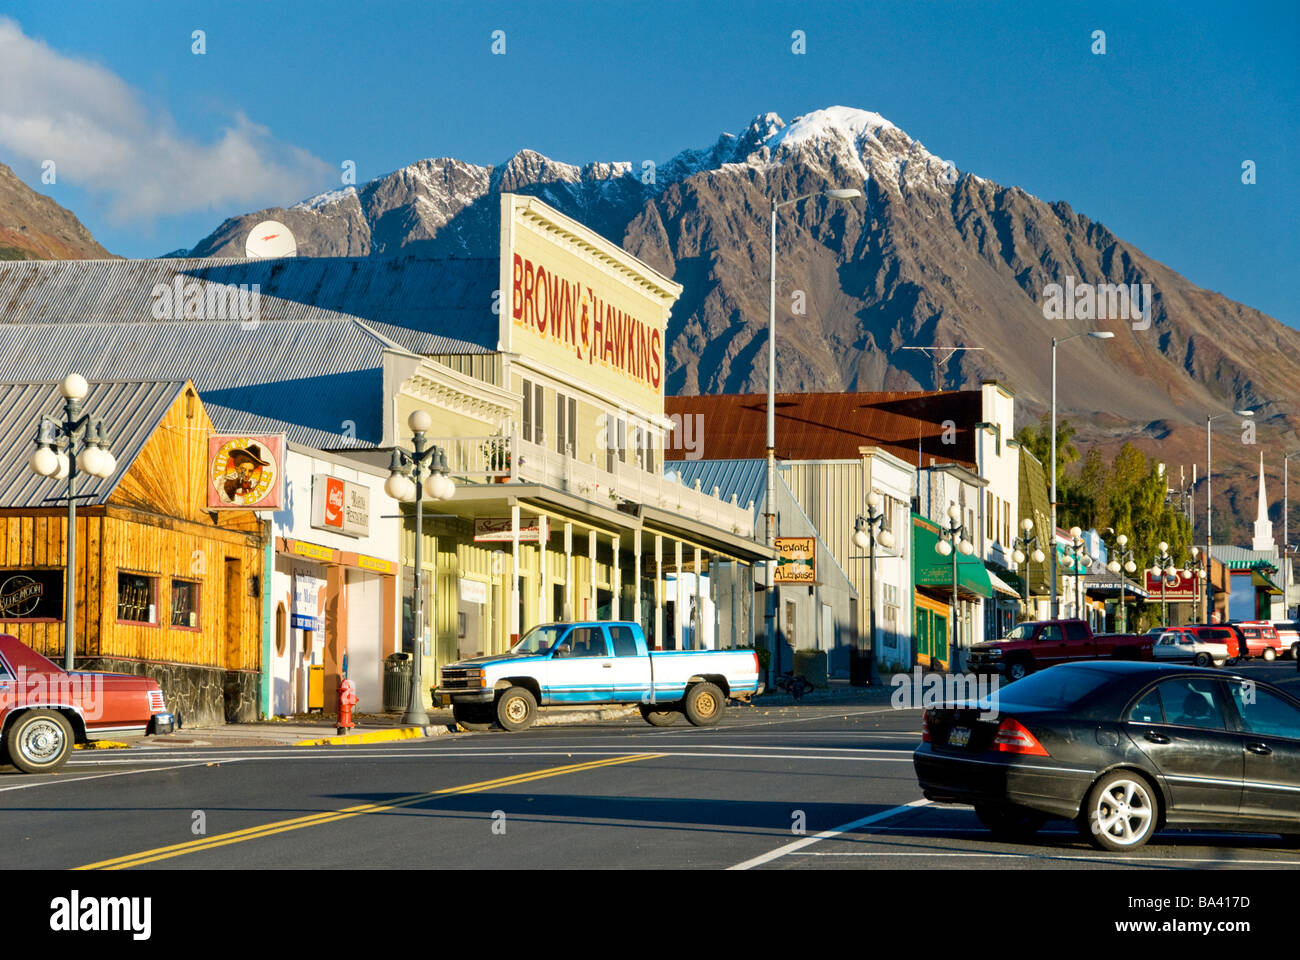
[1144,570,1197,601]
[459,578,488,605]
[311,475,370,538]
[207,434,286,510]
[0,570,64,620]
[292,568,323,631]
[774,537,816,584]
[473,517,548,543]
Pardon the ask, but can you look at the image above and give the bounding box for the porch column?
[538,515,549,625]
[675,540,685,649]
[633,529,642,625]
[612,537,621,619]
[654,535,663,650]
[588,530,597,620]
[510,503,521,643]
[564,522,573,621]
[694,547,703,649]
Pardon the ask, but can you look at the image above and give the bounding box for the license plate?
[948,727,971,747]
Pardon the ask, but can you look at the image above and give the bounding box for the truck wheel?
[5,709,74,774]
[683,682,724,727]
[1291,642,1299,661]
[495,687,537,732]
[639,705,679,727]
[453,704,493,732]
[1263,647,1276,662]
[1007,660,1032,682]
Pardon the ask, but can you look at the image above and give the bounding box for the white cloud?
[0,17,331,221]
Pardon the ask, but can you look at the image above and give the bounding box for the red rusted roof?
[664,391,981,468]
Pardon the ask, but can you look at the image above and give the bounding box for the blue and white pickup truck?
[434,621,763,731]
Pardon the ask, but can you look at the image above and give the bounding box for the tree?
[1015,415,1079,496]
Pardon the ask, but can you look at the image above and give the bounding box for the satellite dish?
[245,220,297,258]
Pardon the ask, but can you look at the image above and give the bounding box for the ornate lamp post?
[853,490,896,686]
[384,409,455,726]
[1061,526,1092,621]
[934,504,973,669]
[1011,517,1046,623]
[28,374,118,671]
[1149,541,1177,628]
[1106,534,1138,634]
[1183,546,1208,624]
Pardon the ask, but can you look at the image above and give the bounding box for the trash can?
[382,652,413,713]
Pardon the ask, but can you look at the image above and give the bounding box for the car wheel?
[5,709,74,775]
[1083,771,1159,851]
[1291,642,1299,661]
[452,704,493,731]
[1007,660,1031,682]
[1263,647,1276,662]
[683,682,725,727]
[495,686,537,732]
[975,803,1049,842]
[639,705,679,727]
[1193,652,1211,667]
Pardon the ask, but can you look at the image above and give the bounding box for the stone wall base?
[78,659,260,728]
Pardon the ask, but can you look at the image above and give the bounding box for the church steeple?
[1252,452,1276,553]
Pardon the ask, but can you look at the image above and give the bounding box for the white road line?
[0,759,239,792]
[789,851,1300,866]
[728,799,932,870]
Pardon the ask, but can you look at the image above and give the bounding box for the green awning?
[911,513,994,599]
[1251,569,1284,594]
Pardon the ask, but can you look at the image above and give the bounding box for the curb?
[535,706,638,726]
[292,725,455,746]
[75,740,132,750]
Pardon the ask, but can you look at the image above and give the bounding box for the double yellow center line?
[76,753,662,870]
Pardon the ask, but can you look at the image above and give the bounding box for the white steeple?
[1252,451,1276,554]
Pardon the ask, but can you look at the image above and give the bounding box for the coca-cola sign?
[311,475,370,538]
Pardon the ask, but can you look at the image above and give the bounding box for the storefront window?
[170,579,200,629]
[117,573,157,625]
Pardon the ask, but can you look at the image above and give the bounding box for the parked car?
[1180,623,1245,662]
[1150,628,1229,667]
[1233,620,1285,661]
[1273,621,1300,660]
[966,619,1152,681]
[914,661,1300,851]
[434,620,762,731]
[0,634,175,774]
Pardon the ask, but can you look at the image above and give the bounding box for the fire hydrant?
[336,678,359,735]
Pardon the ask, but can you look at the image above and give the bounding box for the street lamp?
[1149,541,1178,628]
[853,490,895,685]
[1205,408,1254,618]
[1011,517,1046,623]
[934,504,973,670]
[764,185,861,682]
[1050,331,1114,618]
[1184,546,1208,624]
[1106,533,1138,634]
[28,374,117,671]
[384,409,456,726]
[1061,526,1092,621]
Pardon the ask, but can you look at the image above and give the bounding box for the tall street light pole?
[1205,408,1254,622]
[1150,541,1177,628]
[853,491,895,685]
[1062,526,1091,621]
[28,374,118,671]
[1106,533,1137,634]
[765,186,861,682]
[1011,518,1045,623]
[384,409,456,726]
[1050,331,1114,618]
[1184,546,1207,625]
[934,504,972,671]
[1286,450,1300,618]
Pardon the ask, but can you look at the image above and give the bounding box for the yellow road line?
[75,753,662,870]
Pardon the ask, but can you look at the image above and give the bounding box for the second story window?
[522,378,533,442]
[556,394,576,456]
[533,383,545,446]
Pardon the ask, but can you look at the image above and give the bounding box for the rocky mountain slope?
[0,162,112,260]
[186,107,1300,542]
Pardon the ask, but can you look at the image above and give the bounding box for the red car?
[0,635,174,774]
[1234,621,1284,661]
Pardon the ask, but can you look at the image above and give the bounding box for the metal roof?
[0,320,398,447]
[0,256,499,355]
[0,380,186,509]
[1201,544,1279,570]
[665,391,981,467]
[664,459,766,516]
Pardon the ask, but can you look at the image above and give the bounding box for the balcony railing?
[431,430,755,538]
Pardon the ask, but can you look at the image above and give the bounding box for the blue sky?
[2,0,1296,326]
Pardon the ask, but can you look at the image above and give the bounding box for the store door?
[346,569,383,712]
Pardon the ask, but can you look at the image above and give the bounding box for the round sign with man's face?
[211,438,278,506]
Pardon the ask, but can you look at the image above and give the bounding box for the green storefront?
[911,513,994,670]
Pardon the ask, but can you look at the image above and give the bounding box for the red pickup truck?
[0,634,175,774]
[966,619,1153,681]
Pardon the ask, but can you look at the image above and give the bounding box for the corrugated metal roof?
[0,380,185,508]
[0,320,395,447]
[0,256,498,354]
[665,459,767,516]
[665,391,980,467]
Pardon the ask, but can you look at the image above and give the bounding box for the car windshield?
[1001,623,1035,641]
[997,666,1115,710]
[511,624,565,655]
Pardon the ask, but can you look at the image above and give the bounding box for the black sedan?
[913,661,1300,851]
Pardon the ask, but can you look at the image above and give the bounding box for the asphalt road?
[3,661,1299,871]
